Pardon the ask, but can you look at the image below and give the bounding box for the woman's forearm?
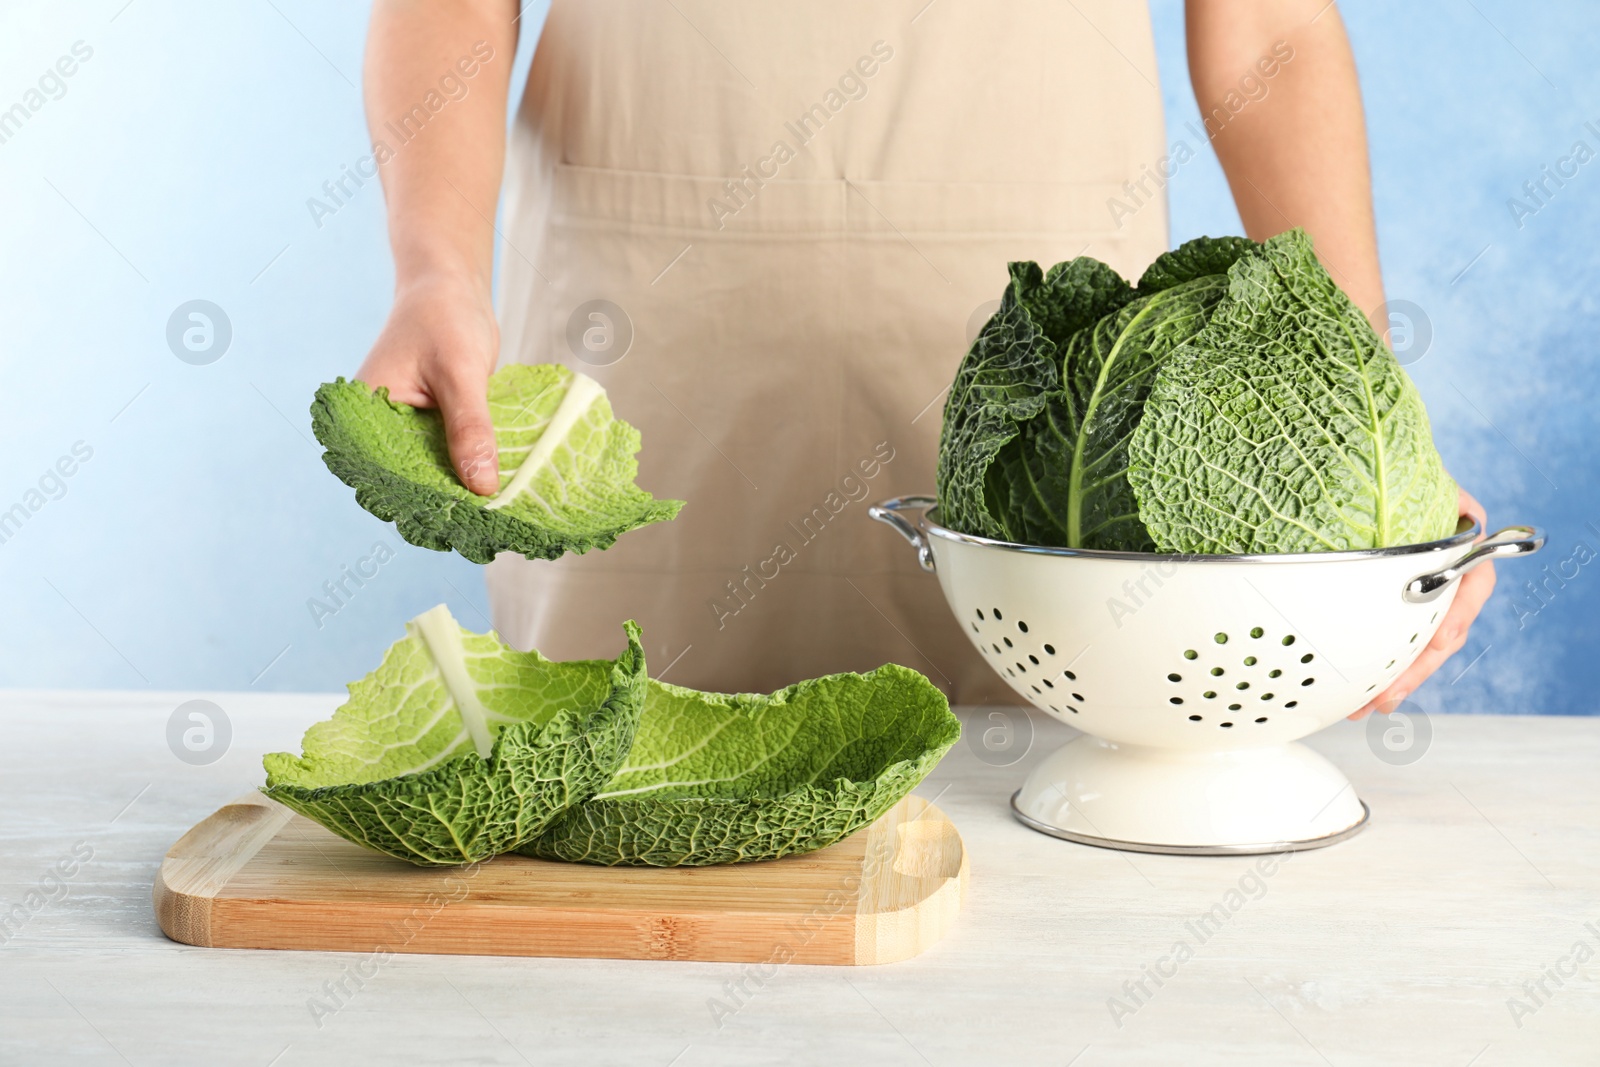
[364,0,518,293]
[1186,0,1384,319]
[355,0,519,495]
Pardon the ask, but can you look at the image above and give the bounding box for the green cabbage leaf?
[1128,230,1458,552]
[312,363,683,564]
[935,257,1136,540]
[262,606,647,866]
[987,270,1234,550]
[522,664,961,867]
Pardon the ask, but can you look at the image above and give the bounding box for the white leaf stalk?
[411,604,495,760]
[485,372,605,510]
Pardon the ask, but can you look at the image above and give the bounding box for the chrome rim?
[923,506,1478,565]
[1008,790,1371,856]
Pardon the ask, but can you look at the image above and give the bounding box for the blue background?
[0,1,1593,714]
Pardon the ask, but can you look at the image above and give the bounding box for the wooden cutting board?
[154,792,967,966]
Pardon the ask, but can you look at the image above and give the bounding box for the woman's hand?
[355,272,501,496]
[1349,486,1495,719]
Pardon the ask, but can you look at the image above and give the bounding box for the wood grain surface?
[154,792,967,966]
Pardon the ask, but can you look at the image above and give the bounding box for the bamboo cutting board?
[154,792,966,966]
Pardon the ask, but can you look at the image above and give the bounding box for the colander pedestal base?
[1010,737,1369,855]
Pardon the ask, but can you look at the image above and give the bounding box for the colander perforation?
[971,608,1085,715]
[1168,626,1324,729]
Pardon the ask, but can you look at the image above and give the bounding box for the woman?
[355,0,1491,711]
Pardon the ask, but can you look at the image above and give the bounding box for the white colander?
[871,495,1544,855]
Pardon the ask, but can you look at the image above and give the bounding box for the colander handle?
[1402,525,1546,603]
[868,495,938,572]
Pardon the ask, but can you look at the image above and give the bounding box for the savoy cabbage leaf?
[521,663,960,867]
[1136,234,1259,293]
[1127,230,1458,553]
[262,606,647,866]
[987,272,1233,549]
[312,363,684,564]
[935,258,1136,539]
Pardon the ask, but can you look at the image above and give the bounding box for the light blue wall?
[1,1,1593,713]
[0,1,547,693]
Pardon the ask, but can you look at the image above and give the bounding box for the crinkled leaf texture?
[521,663,961,867]
[312,363,684,564]
[989,271,1234,550]
[1135,234,1259,293]
[936,258,1136,540]
[937,238,1256,550]
[262,611,647,867]
[1128,230,1458,552]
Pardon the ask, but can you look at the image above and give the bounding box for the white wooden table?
[2,691,1596,1066]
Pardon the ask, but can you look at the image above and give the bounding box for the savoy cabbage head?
[312,364,684,564]
[937,231,1458,554]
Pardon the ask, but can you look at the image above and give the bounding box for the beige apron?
[489,0,1169,702]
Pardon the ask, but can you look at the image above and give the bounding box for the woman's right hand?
[356,272,502,496]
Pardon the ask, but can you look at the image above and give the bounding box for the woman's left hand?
[1349,486,1494,720]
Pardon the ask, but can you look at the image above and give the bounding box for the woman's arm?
[1186,0,1383,318]
[1187,0,1492,717]
[356,0,519,494]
